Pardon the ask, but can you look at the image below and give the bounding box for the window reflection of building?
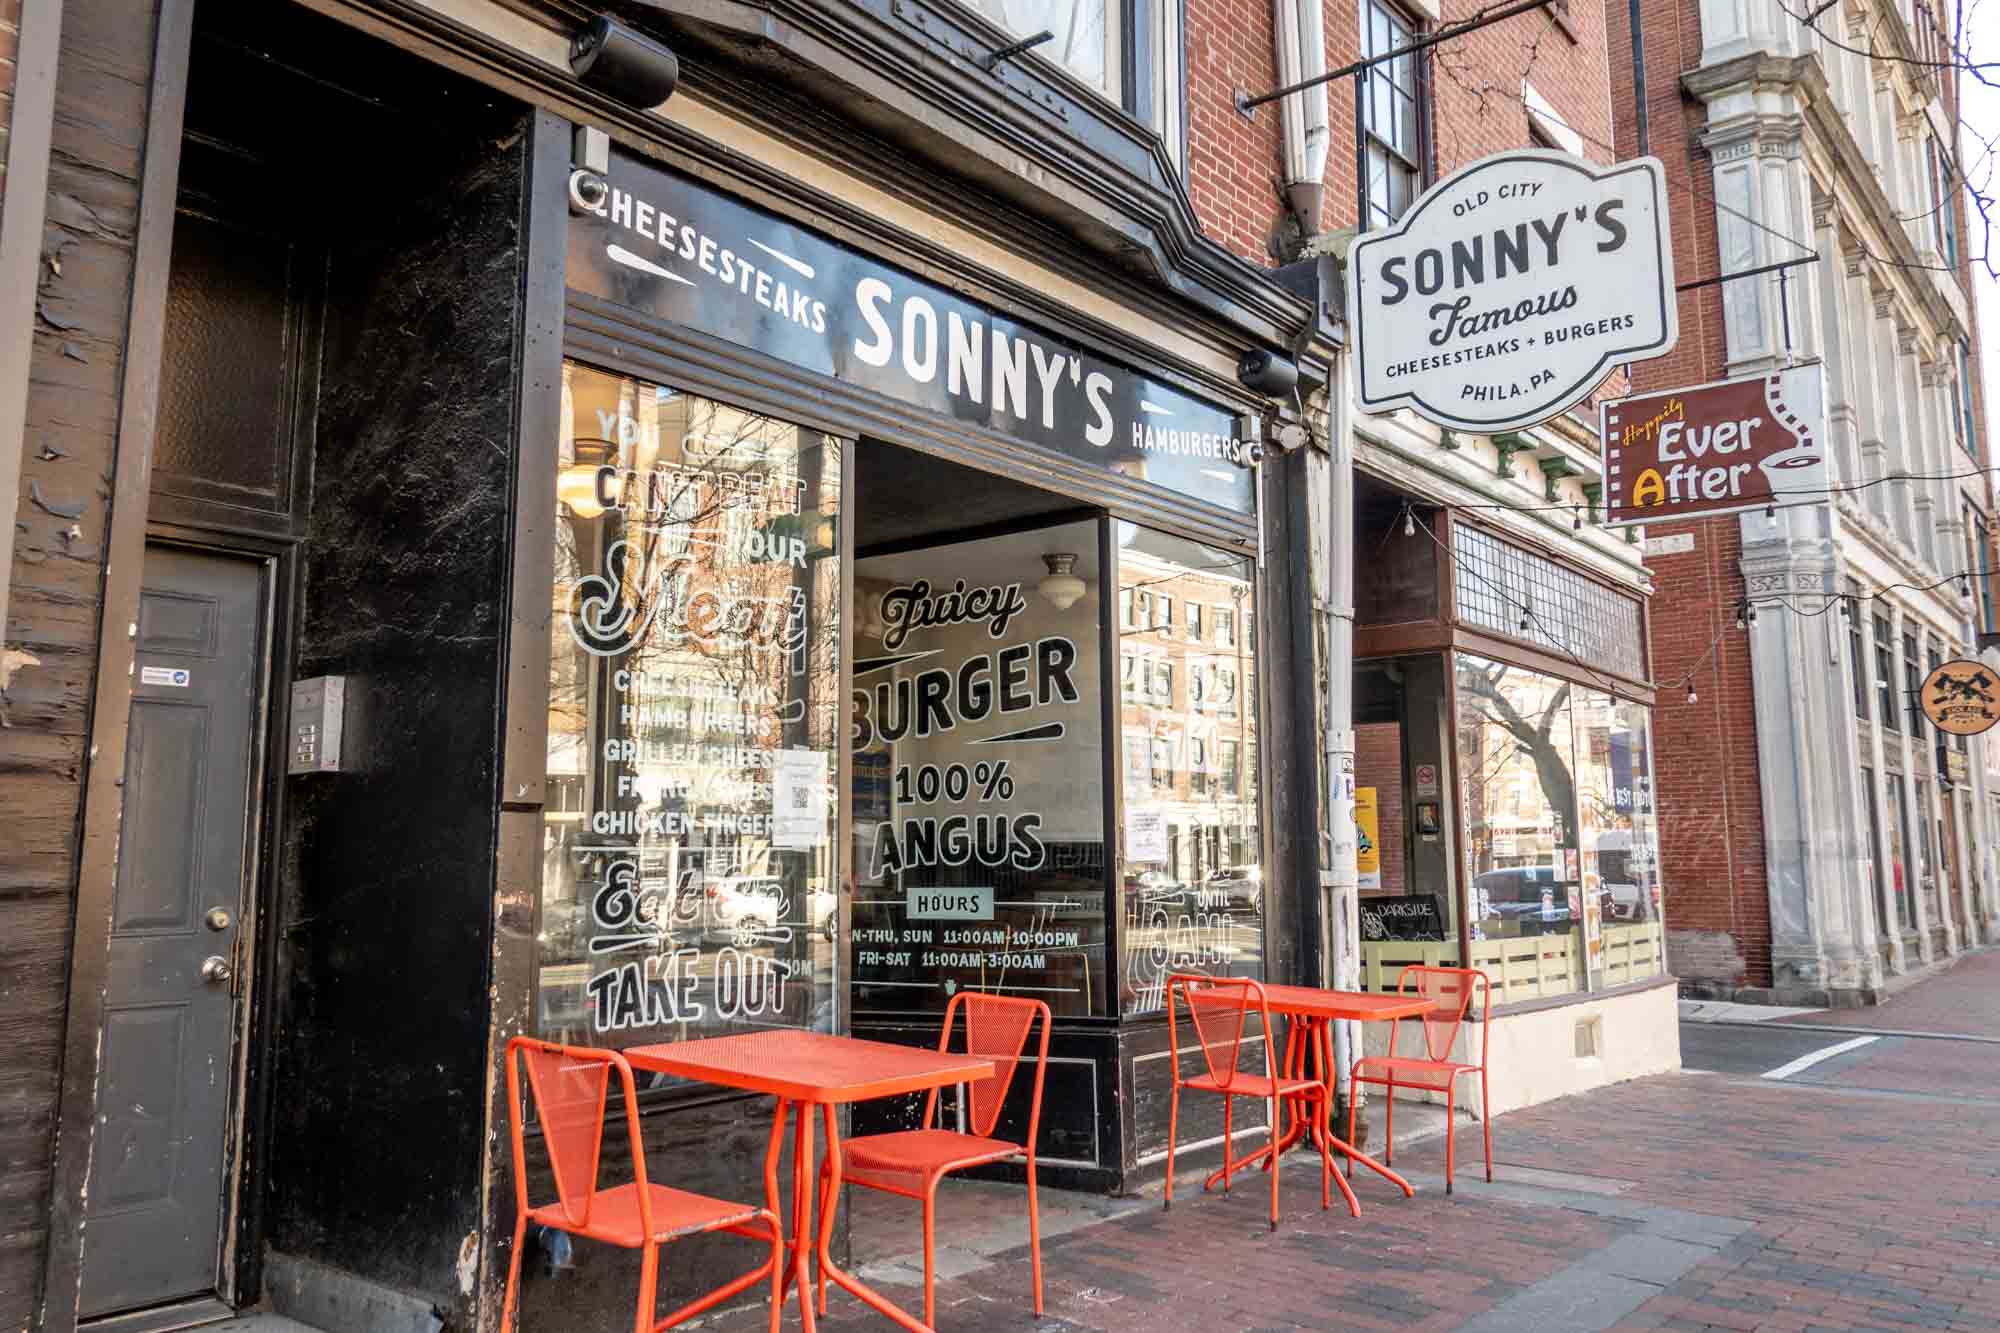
[1116,528,1262,1013]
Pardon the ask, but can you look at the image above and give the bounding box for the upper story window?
[1954,340,1979,461]
[962,1,1115,96]
[1928,138,1959,268]
[1361,0,1424,230]
[1874,615,1898,731]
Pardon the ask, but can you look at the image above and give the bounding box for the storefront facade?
[4,2,1336,1329]
[1343,408,1679,1115]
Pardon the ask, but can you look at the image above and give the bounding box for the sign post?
[1346,149,1678,433]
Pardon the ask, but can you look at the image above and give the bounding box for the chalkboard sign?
[1360,893,1447,942]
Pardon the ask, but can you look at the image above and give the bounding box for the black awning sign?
[567,149,1253,515]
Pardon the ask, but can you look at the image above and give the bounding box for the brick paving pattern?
[1777,949,2000,1039]
[701,1051,2000,1332]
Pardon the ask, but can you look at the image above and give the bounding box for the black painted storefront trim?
[296,0,1327,380]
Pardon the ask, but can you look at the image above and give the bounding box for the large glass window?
[1581,694,1664,986]
[850,519,1108,1018]
[1457,657,1583,999]
[1118,527,1263,1015]
[1362,0,1423,229]
[1456,658,1664,1000]
[1862,767,1887,938]
[538,363,843,1062]
[1890,775,1915,931]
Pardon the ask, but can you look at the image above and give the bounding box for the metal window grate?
[1453,525,1645,680]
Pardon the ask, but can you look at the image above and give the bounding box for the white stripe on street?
[1759,1034,1880,1080]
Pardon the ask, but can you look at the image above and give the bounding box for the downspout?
[0,0,66,704]
[1325,343,1359,1104]
[1274,0,1330,236]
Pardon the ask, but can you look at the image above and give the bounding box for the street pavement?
[690,954,2000,1333]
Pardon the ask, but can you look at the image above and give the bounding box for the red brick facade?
[1183,0,1622,264]
[1357,720,1408,896]
[0,0,20,207]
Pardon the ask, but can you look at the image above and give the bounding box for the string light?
[1404,508,1416,538]
[1686,683,1698,704]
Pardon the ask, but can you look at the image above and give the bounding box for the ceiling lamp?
[556,463,610,518]
[1038,553,1087,611]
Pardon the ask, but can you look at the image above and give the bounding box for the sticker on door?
[141,666,191,687]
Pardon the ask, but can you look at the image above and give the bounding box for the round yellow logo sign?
[1919,659,2000,736]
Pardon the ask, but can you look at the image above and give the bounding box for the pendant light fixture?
[1037,553,1087,611]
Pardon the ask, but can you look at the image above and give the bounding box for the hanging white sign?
[1346,150,1679,433]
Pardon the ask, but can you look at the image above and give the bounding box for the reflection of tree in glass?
[1460,660,1574,843]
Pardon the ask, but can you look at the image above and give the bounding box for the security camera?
[568,170,609,215]
[1236,349,1299,397]
[570,15,680,109]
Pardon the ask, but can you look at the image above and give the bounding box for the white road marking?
[1760,1034,1880,1080]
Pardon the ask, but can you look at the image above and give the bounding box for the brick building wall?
[1183,0,1624,265]
[1357,720,1407,896]
[0,0,18,208]
[1600,0,1774,988]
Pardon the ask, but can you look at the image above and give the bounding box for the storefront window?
[1890,775,1914,930]
[850,518,1109,1018]
[1862,768,1887,939]
[1572,694,1667,987]
[1118,526,1263,1014]
[1457,656,1584,1000]
[538,363,843,1064]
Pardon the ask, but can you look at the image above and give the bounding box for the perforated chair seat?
[841,1128,1021,1188]
[1351,1054,1477,1092]
[1184,1071,1322,1099]
[530,1181,765,1248]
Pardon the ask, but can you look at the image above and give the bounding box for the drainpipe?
[0,0,65,701]
[1325,345,1359,1102]
[1274,0,1330,236]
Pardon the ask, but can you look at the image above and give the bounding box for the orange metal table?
[626,1030,992,1333]
[1207,985,1437,1214]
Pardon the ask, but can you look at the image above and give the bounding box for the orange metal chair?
[1347,965,1493,1194]
[1163,974,1335,1229]
[501,1037,783,1333]
[815,992,1052,1328]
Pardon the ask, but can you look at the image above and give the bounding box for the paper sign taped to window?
[1126,807,1169,863]
[772,748,828,850]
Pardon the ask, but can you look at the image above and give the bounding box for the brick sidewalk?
[699,1064,2000,1332]
[1776,947,2000,1039]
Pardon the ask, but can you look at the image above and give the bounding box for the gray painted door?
[79,547,264,1317]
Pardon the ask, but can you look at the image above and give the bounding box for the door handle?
[200,955,233,985]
